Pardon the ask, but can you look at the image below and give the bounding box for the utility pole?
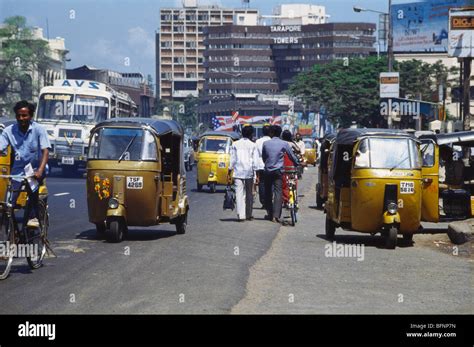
[463,58,472,131]
[387,0,393,72]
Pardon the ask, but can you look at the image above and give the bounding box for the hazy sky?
[0,0,416,81]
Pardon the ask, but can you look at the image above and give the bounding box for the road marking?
[54,192,70,197]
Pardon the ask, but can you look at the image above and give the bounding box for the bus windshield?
[37,93,109,123]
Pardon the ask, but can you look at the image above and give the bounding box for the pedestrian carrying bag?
[223,184,236,211]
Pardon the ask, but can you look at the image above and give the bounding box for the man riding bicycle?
[0,100,51,228]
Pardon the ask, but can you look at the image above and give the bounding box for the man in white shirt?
[255,125,271,209]
[229,125,259,221]
[295,133,306,156]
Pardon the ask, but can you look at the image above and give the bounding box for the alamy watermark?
[324,241,365,261]
[0,242,39,258]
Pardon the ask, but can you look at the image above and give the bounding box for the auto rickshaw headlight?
[387,202,398,215]
[108,198,119,209]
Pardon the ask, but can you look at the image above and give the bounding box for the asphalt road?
[0,166,472,314]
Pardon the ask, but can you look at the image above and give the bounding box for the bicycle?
[0,175,51,280]
[283,168,299,227]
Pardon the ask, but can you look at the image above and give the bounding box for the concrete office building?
[156,0,259,100]
[199,22,375,123]
[265,4,329,25]
[203,22,376,99]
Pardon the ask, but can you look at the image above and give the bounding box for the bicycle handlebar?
[0,175,31,180]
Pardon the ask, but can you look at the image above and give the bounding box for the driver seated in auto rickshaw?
[439,146,464,188]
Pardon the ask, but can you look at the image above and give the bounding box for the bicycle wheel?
[290,207,297,226]
[26,200,48,270]
[0,213,14,280]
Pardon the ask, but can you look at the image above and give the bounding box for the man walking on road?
[229,125,259,221]
[262,125,299,223]
[255,125,271,209]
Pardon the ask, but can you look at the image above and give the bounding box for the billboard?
[392,0,474,53]
[448,8,474,57]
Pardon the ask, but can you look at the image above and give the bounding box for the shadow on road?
[190,188,226,194]
[316,233,414,249]
[76,228,177,242]
[419,228,448,234]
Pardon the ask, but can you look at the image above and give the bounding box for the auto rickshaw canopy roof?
[419,131,474,147]
[199,131,241,141]
[335,128,416,145]
[93,117,183,137]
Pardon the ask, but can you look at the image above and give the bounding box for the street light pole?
[354,1,393,71]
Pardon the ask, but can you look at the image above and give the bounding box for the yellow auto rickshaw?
[303,137,317,166]
[196,131,241,193]
[325,129,423,249]
[418,131,474,222]
[86,118,189,243]
[316,133,335,209]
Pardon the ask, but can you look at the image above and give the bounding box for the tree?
[288,56,388,127]
[154,95,199,132]
[288,57,459,127]
[396,59,458,101]
[0,16,51,112]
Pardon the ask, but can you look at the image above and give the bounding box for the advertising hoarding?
[448,8,474,57]
[380,72,400,98]
[392,0,473,53]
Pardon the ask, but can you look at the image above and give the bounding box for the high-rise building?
[198,22,376,124]
[266,4,329,25]
[156,1,259,100]
[203,22,376,99]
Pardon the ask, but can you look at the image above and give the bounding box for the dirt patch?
[414,232,473,259]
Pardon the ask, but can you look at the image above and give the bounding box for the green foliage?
[288,57,459,128]
[289,56,388,127]
[0,16,51,110]
[396,59,458,101]
[155,96,199,131]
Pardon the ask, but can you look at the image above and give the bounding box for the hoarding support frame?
[463,58,472,131]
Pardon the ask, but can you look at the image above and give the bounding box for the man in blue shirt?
[262,125,299,223]
[0,100,51,227]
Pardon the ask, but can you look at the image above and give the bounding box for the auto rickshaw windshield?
[199,137,231,153]
[303,140,313,149]
[88,128,158,161]
[354,137,421,169]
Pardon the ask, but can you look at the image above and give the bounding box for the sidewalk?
[232,167,473,314]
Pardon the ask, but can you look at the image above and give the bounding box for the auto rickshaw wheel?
[209,183,216,193]
[384,226,398,249]
[197,181,203,192]
[176,212,187,235]
[106,219,125,243]
[325,215,336,240]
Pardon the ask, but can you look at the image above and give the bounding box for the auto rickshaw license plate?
[400,181,414,194]
[127,176,143,189]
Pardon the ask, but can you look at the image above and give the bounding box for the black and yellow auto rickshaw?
[325,129,423,249]
[418,131,474,222]
[196,131,240,193]
[86,118,189,243]
[316,133,335,209]
[303,137,317,166]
